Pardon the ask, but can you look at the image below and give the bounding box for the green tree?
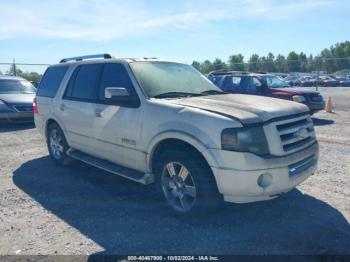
[18,71,42,82]
[228,54,245,71]
[331,41,350,71]
[6,65,42,81]
[258,56,268,72]
[266,53,276,72]
[212,58,227,71]
[191,61,201,71]
[247,54,259,72]
[286,51,300,72]
[320,48,335,73]
[306,54,316,72]
[200,60,214,75]
[299,52,308,72]
[275,54,286,73]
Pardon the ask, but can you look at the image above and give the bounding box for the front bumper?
[207,142,318,203]
[0,111,34,123]
[306,101,325,113]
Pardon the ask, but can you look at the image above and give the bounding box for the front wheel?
[157,150,221,213]
[47,123,70,166]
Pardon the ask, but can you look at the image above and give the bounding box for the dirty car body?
[34,56,319,212]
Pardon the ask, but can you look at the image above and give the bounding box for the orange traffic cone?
[325,97,333,113]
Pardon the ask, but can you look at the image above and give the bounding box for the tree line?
[192,41,350,75]
[3,64,43,82]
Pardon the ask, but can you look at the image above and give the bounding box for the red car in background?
[208,72,325,114]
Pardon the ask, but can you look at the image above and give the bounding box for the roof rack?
[60,53,114,63]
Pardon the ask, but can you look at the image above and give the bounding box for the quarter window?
[37,66,68,98]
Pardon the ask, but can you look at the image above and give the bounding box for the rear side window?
[221,76,242,92]
[248,77,262,92]
[66,64,103,101]
[37,66,68,98]
[98,63,135,100]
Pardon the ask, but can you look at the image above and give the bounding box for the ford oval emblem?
[295,128,309,139]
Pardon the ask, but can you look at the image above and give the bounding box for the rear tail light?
[33,97,38,114]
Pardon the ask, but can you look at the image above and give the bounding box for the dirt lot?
[0,87,349,256]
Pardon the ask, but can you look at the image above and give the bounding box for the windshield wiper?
[200,90,226,95]
[152,92,203,99]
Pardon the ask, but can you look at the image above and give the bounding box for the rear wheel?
[47,123,70,166]
[156,150,221,213]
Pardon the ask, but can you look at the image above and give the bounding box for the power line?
[0,62,50,66]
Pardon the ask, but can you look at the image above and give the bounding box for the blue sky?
[0,0,349,73]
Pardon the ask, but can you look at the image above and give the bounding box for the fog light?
[257,173,273,188]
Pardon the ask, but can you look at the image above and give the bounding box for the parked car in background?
[284,75,301,86]
[34,54,318,213]
[299,76,317,87]
[30,81,40,88]
[318,76,339,87]
[336,77,350,87]
[208,72,325,114]
[0,75,36,123]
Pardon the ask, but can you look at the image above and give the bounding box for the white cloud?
[0,0,332,41]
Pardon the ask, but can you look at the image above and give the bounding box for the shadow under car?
[13,156,350,255]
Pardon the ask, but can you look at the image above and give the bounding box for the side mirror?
[104,87,140,108]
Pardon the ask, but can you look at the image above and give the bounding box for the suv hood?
[271,87,319,95]
[168,94,309,125]
[0,93,35,104]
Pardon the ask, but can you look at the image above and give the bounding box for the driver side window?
[98,63,135,101]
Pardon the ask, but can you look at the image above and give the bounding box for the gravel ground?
[0,87,349,256]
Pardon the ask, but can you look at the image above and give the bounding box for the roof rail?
[208,70,249,76]
[60,53,114,63]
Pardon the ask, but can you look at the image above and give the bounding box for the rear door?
[220,76,243,93]
[241,76,261,95]
[59,63,103,154]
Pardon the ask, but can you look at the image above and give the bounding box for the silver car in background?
[0,75,36,123]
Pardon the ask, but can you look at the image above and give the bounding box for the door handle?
[60,104,66,111]
[95,109,104,118]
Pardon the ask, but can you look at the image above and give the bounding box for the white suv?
[34,54,318,213]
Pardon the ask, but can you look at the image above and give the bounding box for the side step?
[67,148,155,185]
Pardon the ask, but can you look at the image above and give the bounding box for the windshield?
[0,79,36,94]
[262,75,290,88]
[130,62,222,98]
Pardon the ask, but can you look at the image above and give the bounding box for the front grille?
[12,105,33,112]
[309,94,323,102]
[275,114,316,154]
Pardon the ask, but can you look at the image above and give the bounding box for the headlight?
[292,95,306,102]
[0,100,11,112]
[221,126,269,155]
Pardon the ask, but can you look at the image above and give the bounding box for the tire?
[47,123,71,166]
[155,150,221,214]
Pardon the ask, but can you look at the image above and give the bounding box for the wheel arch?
[147,131,218,174]
[45,118,65,139]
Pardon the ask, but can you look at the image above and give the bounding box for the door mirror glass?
[104,87,140,108]
[105,87,129,99]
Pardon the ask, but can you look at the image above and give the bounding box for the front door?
[90,63,146,171]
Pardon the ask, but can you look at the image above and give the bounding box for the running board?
[67,148,155,185]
